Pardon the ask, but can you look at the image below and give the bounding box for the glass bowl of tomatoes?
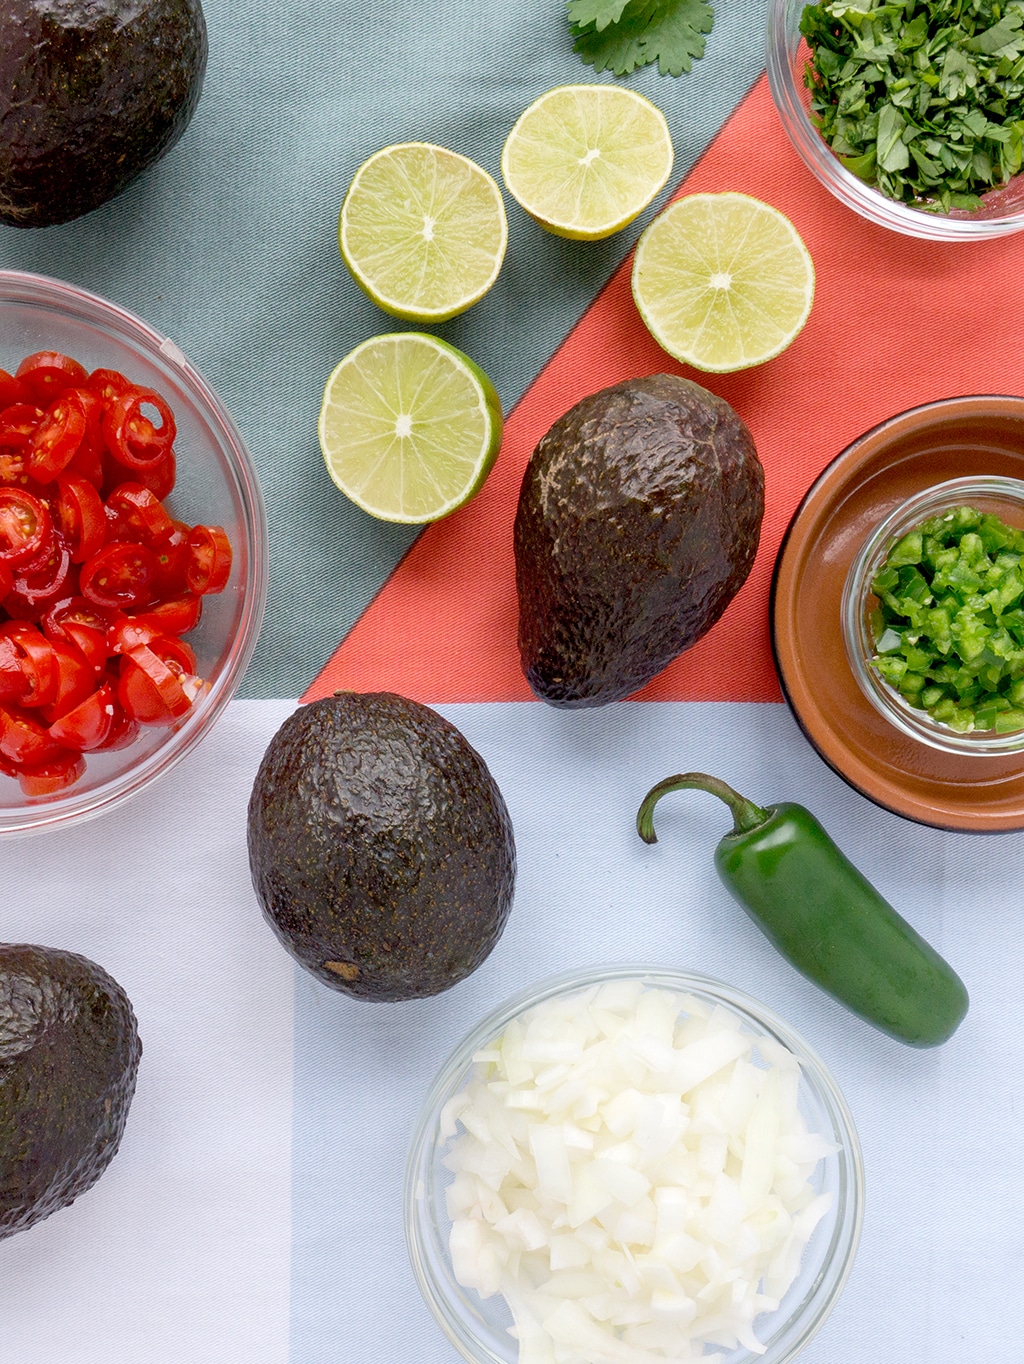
[0,269,267,834]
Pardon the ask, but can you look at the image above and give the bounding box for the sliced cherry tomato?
[105,482,174,544]
[18,750,87,797]
[80,541,159,609]
[47,680,118,751]
[39,639,96,722]
[0,403,45,452]
[88,367,138,406]
[16,352,89,405]
[5,535,76,619]
[94,700,140,751]
[186,524,232,594]
[56,472,107,562]
[128,593,202,637]
[102,389,176,470]
[42,597,115,675]
[0,488,54,567]
[0,622,59,708]
[118,643,191,724]
[0,371,28,408]
[27,390,88,482]
[0,703,67,765]
[0,635,27,702]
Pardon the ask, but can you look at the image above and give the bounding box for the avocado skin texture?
[0,944,141,1240]
[514,374,765,708]
[247,692,517,1002]
[0,0,207,228]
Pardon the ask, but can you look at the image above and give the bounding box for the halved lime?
[631,192,815,373]
[501,85,673,241]
[339,143,508,323]
[318,333,503,524]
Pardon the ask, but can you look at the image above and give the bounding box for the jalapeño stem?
[636,772,771,843]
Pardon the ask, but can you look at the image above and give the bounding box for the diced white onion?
[443,983,833,1363]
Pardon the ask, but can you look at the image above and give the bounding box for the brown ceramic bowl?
[771,395,1024,832]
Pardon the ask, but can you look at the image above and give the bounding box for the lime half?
[318,333,503,524]
[501,85,674,241]
[631,192,815,373]
[339,143,508,323]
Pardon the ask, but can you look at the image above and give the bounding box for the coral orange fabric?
[305,75,1024,705]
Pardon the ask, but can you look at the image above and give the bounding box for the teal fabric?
[0,0,767,698]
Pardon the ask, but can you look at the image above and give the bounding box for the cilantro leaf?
[570,0,714,77]
[567,0,635,32]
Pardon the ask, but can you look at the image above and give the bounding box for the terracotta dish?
[771,394,1024,832]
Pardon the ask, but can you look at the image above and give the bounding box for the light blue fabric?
[0,0,767,697]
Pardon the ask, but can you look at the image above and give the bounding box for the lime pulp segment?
[318,334,503,524]
[340,143,508,323]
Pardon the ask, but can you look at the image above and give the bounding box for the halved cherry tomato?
[0,703,67,765]
[47,680,118,750]
[118,643,191,724]
[40,639,96,722]
[16,352,90,405]
[88,368,138,406]
[0,623,59,708]
[42,596,115,674]
[105,482,174,544]
[0,371,28,408]
[93,699,140,750]
[186,524,232,594]
[5,535,76,619]
[0,488,53,566]
[128,593,202,637]
[0,404,45,452]
[102,389,176,470]
[27,390,88,482]
[0,635,27,702]
[18,751,87,797]
[80,541,159,609]
[56,472,106,562]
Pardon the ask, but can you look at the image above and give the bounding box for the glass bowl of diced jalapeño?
[842,476,1024,754]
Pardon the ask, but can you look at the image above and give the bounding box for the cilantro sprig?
[568,0,714,77]
[800,0,1024,210]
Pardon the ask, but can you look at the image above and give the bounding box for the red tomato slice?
[15,352,89,405]
[0,703,67,764]
[56,472,107,562]
[105,482,174,544]
[0,635,27,702]
[88,368,138,406]
[80,541,159,609]
[18,750,87,796]
[42,596,116,674]
[118,643,191,724]
[0,371,28,408]
[128,593,202,637]
[186,524,232,594]
[92,699,139,750]
[0,487,54,566]
[0,404,45,453]
[47,680,118,750]
[27,390,88,482]
[0,622,59,708]
[40,639,96,722]
[102,389,176,470]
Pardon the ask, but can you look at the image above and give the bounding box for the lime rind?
[631,192,815,373]
[340,143,508,324]
[318,333,503,525]
[501,85,674,241]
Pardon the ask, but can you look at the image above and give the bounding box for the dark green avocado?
[0,0,207,228]
[0,944,141,1239]
[514,374,765,708]
[247,692,517,1002]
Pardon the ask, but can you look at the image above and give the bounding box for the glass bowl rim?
[764,0,1024,240]
[0,268,269,834]
[841,474,1024,756]
[405,962,865,1364]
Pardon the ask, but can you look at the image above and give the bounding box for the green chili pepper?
[636,772,969,1048]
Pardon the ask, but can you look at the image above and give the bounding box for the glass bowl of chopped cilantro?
[842,476,1024,751]
[767,0,1024,238]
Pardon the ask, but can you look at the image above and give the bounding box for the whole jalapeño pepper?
[637,772,969,1048]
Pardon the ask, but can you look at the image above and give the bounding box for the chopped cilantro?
[800,0,1024,210]
[568,0,714,77]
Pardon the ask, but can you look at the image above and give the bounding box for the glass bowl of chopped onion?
[842,474,1024,755]
[766,0,1024,240]
[405,965,864,1364]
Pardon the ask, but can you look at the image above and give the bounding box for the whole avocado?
[0,0,207,228]
[0,944,141,1239]
[514,374,765,707]
[247,692,516,1002]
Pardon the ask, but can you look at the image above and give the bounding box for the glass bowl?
[0,269,268,834]
[405,965,864,1364]
[842,475,1024,757]
[765,0,1024,240]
